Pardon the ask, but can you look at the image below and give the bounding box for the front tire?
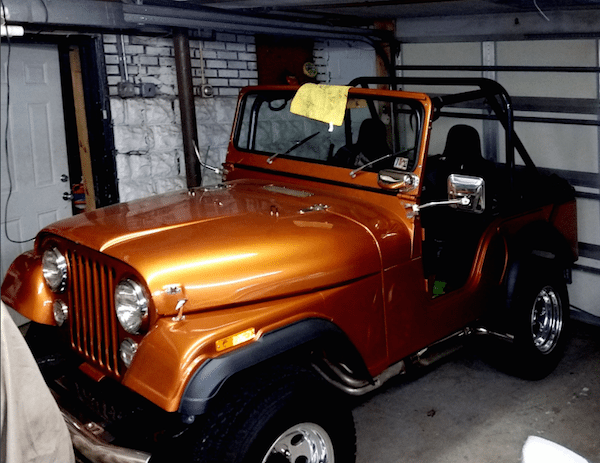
[509,258,570,379]
[184,365,356,463]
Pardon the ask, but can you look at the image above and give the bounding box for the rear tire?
[509,257,570,379]
[183,365,356,463]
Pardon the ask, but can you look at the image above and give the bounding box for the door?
[1,44,72,322]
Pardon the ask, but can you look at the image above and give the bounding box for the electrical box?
[117,82,135,98]
[141,83,157,98]
[200,84,214,98]
[194,84,214,98]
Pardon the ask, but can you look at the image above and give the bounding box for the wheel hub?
[263,422,334,463]
[531,285,562,354]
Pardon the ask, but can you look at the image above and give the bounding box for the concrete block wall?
[103,33,257,201]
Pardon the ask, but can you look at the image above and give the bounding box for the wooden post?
[69,47,97,211]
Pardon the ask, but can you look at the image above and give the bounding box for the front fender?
[178,318,358,416]
[122,273,381,413]
[1,251,56,325]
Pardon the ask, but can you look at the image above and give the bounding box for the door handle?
[63,192,74,201]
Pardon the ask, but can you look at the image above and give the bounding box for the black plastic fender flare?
[504,220,573,311]
[178,318,366,416]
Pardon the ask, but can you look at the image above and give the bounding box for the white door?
[1,44,72,322]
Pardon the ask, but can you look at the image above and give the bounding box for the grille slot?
[67,250,121,378]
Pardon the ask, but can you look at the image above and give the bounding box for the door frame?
[3,33,119,210]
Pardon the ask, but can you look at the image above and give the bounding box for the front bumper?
[22,323,183,463]
[52,390,151,463]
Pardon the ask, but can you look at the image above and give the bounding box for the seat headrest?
[443,124,483,167]
[356,119,390,160]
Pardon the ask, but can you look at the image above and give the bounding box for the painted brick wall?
[103,33,257,201]
[103,33,258,97]
[104,34,363,202]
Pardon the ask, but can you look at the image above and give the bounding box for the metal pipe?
[123,4,390,41]
[173,27,202,188]
[312,359,406,397]
[116,34,129,82]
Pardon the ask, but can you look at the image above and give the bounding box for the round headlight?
[119,338,139,368]
[53,300,69,326]
[115,279,149,334]
[42,248,68,293]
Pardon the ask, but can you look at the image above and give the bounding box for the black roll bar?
[347,77,538,177]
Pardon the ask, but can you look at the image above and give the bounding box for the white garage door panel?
[570,270,600,318]
[402,42,482,65]
[496,40,597,99]
[496,39,597,66]
[402,42,482,93]
[498,72,596,99]
[509,122,598,172]
[576,198,600,247]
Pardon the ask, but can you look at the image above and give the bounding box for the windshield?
[234,90,424,174]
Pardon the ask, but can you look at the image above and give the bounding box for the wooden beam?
[69,47,97,211]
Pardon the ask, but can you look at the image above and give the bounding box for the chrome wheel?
[530,285,562,354]
[262,423,334,463]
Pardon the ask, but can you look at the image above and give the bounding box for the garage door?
[398,39,600,318]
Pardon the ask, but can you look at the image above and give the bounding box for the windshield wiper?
[266,131,321,164]
[349,147,415,178]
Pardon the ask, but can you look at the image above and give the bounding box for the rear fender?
[504,221,573,310]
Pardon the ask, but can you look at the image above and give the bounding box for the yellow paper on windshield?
[290,83,350,127]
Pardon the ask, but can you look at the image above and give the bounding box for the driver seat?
[443,124,493,179]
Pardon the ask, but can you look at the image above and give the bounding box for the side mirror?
[378,169,420,193]
[448,174,485,213]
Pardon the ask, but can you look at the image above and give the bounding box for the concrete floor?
[352,319,600,463]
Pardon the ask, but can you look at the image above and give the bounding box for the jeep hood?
[41,181,383,315]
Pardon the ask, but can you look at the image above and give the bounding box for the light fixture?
[1,25,24,36]
[1,3,24,37]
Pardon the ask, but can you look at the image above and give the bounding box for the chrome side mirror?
[378,169,420,193]
[448,174,485,213]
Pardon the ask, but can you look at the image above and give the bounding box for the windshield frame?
[232,88,426,175]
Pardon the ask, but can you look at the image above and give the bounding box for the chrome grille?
[66,249,122,378]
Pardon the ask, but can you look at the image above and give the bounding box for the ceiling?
[169,0,600,23]
[113,0,600,33]
[3,0,599,41]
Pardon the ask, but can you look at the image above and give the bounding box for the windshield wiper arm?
[349,147,415,178]
[267,131,321,164]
